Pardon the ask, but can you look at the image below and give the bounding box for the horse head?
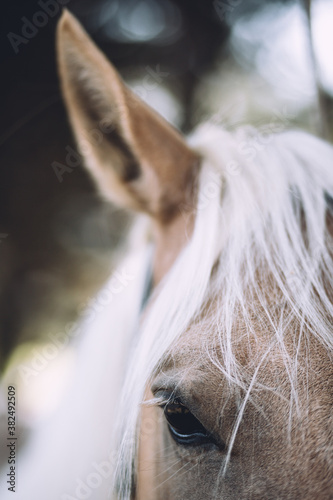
[57,11,333,499]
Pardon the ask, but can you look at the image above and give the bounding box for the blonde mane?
[114,124,333,499]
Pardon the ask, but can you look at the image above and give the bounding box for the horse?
[54,10,333,500]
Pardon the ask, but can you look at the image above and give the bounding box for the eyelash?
[161,397,217,447]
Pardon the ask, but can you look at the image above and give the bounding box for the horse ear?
[56,10,198,221]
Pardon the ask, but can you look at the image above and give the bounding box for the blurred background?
[0,0,333,435]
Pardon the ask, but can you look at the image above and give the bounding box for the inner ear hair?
[57,9,199,221]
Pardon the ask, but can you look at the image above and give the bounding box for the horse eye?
[163,399,214,446]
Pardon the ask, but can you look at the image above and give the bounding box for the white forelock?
[115,124,333,498]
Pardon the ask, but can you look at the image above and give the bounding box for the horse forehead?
[158,308,333,396]
[160,302,270,369]
[158,317,244,382]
